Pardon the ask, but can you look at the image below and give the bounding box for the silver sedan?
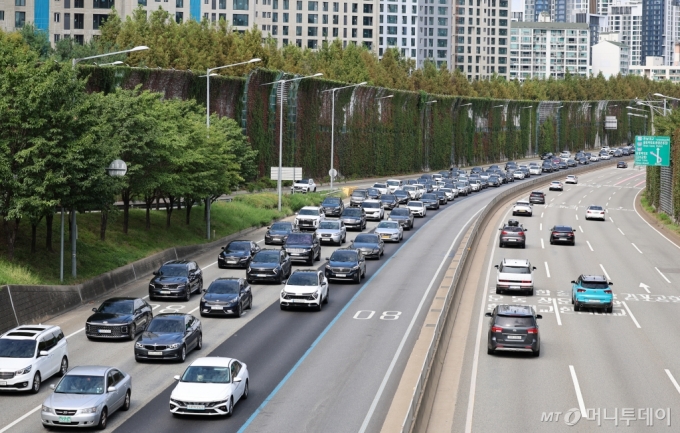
[41,365,131,429]
[374,221,404,242]
[315,220,347,245]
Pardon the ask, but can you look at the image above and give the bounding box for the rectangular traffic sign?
[634,136,670,166]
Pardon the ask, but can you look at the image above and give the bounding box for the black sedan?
[380,194,399,210]
[421,193,440,210]
[325,248,367,283]
[549,225,576,245]
[134,313,202,363]
[149,260,203,302]
[350,233,384,259]
[86,297,153,340]
[388,208,415,230]
[578,157,589,165]
[320,196,344,217]
[393,190,410,204]
[264,221,296,245]
[218,240,261,268]
[199,278,252,317]
[498,224,527,248]
[435,190,448,204]
[246,249,292,284]
[567,159,577,167]
[617,161,628,168]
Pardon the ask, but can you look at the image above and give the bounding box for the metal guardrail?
[399,157,635,433]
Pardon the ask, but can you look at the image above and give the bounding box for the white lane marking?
[203,261,218,269]
[613,192,616,195]
[364,209,483,433]
[579,226,583,233]
[609,196,611,200]
[188,306,200,314]
[633,188,680,251]
[541,212,544,218]
[541,239,545,249]
[622,301,641,328]
[545,262,551,278]
[578,200,581,204]
[590,190,594,193]
[569,365,587,418]
[665,370,680,396]
[143,295,149,299]
[575,214,579,220]
[550,198,555,202]
[256,240,264,244]
[558,193,563,196]
[640,283,651,294]
[0,406,42,433]
[540,223,543,231]
[552,298,562,325]
[583,195,588,198]
[65,328,85,340]
[632,243,643,254]
[599,264,611,281]
[464,207,510,433]
[656,267,672,284]
[609,217,614,223]
[586,241,594,252]
[618,228,625,235]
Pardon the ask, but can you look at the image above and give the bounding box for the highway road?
[432,164,680,432]
[0,160,609,433]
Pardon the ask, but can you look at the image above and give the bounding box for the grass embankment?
[0,193,325,286]
[640,194,680,235]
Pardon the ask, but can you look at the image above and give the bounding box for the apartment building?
[606,0,641,65]
[629,54,680,80]
[640,0,680,65]
[509,21,590,80]
[592,36,630,76]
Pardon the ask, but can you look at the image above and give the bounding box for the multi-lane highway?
[425,164,680,432]
[0,160,640,433]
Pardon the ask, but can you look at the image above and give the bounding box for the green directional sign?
[634,136,671,166]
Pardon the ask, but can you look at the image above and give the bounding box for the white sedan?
[565,175,578,184]
[403,185,421,200]
[512,200,533,217]
[170,357,249,416]
[599,153,611,160]
[406,201,427,217]
[372,183,389,195]
[280,270,329,311]
[585,205,606,221]
[549,181,563,191]
[590,154,600,162]
[513,170,526,180]
[374,221,404,242]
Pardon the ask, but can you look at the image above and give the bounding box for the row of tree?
[0,31,255,260]
[20,7,680,102]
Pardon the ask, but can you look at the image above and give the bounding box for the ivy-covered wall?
[79,66,649,181]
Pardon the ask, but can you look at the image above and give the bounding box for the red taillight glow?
[604,290,612,294]
[492,326,503,333]
[577,289,586,293]
[522,280,532,283]
[501,231,509,235]
[527,328,538,334]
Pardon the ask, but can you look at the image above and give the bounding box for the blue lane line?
[237,197,464,432]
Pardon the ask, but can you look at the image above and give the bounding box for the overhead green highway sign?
[634,136,670,166]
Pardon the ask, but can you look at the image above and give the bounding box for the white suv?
[361,200,384,221]
[295,206,325,231]
[0,325,69,393]
[495,259,537,296]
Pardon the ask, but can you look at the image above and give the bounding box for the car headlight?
[351,265,360,271]
[135,342,144,349]
[169,343,181,349]
[272,267,279,273]
[310,291,319,299]
[149,284,154,289]
[295,219,300,225]
[42,405,52,413]
[176,284,186,289]
[325,265,331,270]
[281,290,288,297]
[78,407,98,414]
[15,365,31,375]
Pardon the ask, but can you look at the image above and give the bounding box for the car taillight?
[522,280,532,283]
[567,233,574,236]
[491,326,503,333]
[527,328,538,334]
[577,289,586,293]
[552,231,559,235]
[604,290,612,294]
[501,231,509,235]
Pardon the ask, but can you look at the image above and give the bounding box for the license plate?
[98,329,112,334]
[506,335,522,340]
[510,286,520,290]
[256,274,268,277]
[291,253,301,256]
[160,290,171,294]
[59,416,71,423]
[292,299,303,303]
[187,405,205,410]
[148,351,162,356]
[586,299,601,303]
[0,381,6,386]
[228,260,237,264]
[508,239,516,242]
[560,238,567,240]
[381,235,390,239]
[336,274,346,277]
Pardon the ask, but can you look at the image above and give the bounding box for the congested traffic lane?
[448,164,680,432]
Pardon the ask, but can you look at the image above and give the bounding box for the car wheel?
[226,397,234,417]
[574,303,580,312]
[533,348,540,357]
[487,347,494,355]
[248,295,253,310]
[527,288,534,296]
[549,239,554,245]
[280,305,287,311]
[571,241,575,246]
[342,234,346,244]
[184,288,191,302]
[179,345,187,363]
[307,255,314,266]
[495,288,502,295]
[128,323,137,341]
[521,243,526,249]
[30,372,41,394]
[571,295,574,305]
[58,356,68,377]
[324,288,329,304]
[242,379,249,400]
[353,272,361,284]
[149,295,156,302]
[122,390,131,411]
[499,242,503,248]
[606,305,613,314]
[315,249,321,261]
[235,302,243,318]
[96,408,108,430]
[265,240,271,245]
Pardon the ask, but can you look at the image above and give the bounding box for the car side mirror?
[234,377,242,383]
[174,375,180,381]
[533,267,536,270]
[39,350,49,357]
[498,228,502,230]
[295,212,299,215]
[325,257,330,261]
[107,386,117,393]
[50,384,56,390]
[570,280,576,284]
[609,282,613,285]
[536,315,543,319]
[282,280,287,285]
[524,228,528,231]
[485,312,492,317]
[152,271,159,276]
[201,289,206,293]
[92,307,98,312]
[494,265,499,269]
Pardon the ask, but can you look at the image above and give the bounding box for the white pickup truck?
[291,178,317,193]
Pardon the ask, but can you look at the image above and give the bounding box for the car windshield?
[226,242,250,252]
[343,209,361,217]
[502,227,523,232]
[295,179,310,184]
[355,234,378,243]
[351,191,366,197]
[588,206,603,211]
[362,202,380,209]
[403,186,415,191]
[387,181,400,186]
[207,280,240,294]
[495,316,535,327]
[394,190,407,196]
[181,366,231,384]
[270,223,292,231]
[409,202,423,207]
[440,188,452,193]
[55,375,105,395]
[330,251,358,262]
[146,318,183,333]
[516,202,529,206]
[580,281,610,289]
[97,300,133,315]
[287,273,319,286]
[391,209,409,216]
[378,222,399,229]
[374,184,387,188]
[456,183,467,188]
[158,265,188,277]
[0,339,36,358]
[422,194,437,200]
[553,226,573,232]
[500,265,531,274]
[530,193,542,197]
[252,251,280,263]
[298,209,318,216]
[322,197,341,205]
[286,233,313,244]
[319,221,340,230]
[381,195,396,202]
[367,189,379,195]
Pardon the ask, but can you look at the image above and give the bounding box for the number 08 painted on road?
[353,310,402,320]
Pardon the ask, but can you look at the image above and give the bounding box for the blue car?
[571,275,613,313]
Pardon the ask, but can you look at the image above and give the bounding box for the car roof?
[496,305,535,316]
[580,275,608,282]
[153,313,190,319]
[67,365,115,376]
[363,199,381,203]
[291,269,321,274]
[530,191,544,195]
[332,247,359,253]
[162,260,192,266]
[188,357,234,368]
[212,277,244,282]
[501,258,531,267]
[553,225,573,230]
[1,325,61,340]
[516,200,530,204]
[300,206,320,210]
[100,297,136,302]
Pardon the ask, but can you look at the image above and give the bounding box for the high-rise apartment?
[607,0,641,65]
[640,0,680,65]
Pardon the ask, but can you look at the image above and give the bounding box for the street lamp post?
[65,46,149,280]
[322,81,367,192]
[521,106,533,157]
[261,73,323,211]
[202,58,261,240]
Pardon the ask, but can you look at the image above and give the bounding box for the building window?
[363,16,371,25]
[15,11,25,27]
[176,11,183,22]
[322,1,327,10]
[387,37,397,45]
[219,0,225,7]
[233,0,248,8]
[138,0,146,5]
[308,1,317,10]
[296,13,301,22]
[64,13,70,29]
[74,35,84,44]
[93,0,114,7]
[437,39,447,47]
[283,0,288,8]
[75,0,84,6]
[273,12,278,21]
[387,15,397,23]
[437,7,447,14]
[308,26,317,35]
[351,28,357,37]
[176,0,183,5]
[363,29,372,38]
[296,25,302,35]
[387,26,397,34]
[93,14,108,28]
[332,15,337,24]
[363,3,371,12]
[283,12,288,22]
[233,13,249,25]
[308,14,317,23]
[332,1,338,11]
[283,25,288,34]
[74,13,84,29]
[308,39,317,48]
[54,12,60,22]
[15,0,26,6]
[54,34,60,42]
[296,0,302,9]
[438,28,447,36]
[332,27,337,37]
[437,50,446,58]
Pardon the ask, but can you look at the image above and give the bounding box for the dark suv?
[350,189,369,207]
[218,240,261,269]
[529,191,545,204]
[246,249,292,284]
[321,196,344,217]
[283,232,321,265]
[325,248,366,283]
[486,304,542,357]
[149,260,203,301]
[541,163,553,173]
[340,207,367,231]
